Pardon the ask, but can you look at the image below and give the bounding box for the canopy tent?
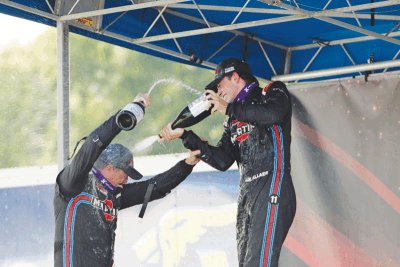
[1,1,400,266]
[2,0,400,168]
[2,0,400,81]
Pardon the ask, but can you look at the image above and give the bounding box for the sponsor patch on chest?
[91,197,117,221]
[230,120,255,142]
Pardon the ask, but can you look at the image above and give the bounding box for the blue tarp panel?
[2,0,400,82]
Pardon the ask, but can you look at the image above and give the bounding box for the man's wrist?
[184,158,197,166]
[183,158,197,166]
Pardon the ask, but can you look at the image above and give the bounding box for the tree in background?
[0,28,226,168]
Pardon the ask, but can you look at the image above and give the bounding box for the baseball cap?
[205,58,256,92]
[98,143,143,180]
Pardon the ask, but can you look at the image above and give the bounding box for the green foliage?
[0,29,226,168]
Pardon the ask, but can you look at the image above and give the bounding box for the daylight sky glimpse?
[0,13,48,51]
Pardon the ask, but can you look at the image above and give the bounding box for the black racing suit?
[53,113,194,267]
[180,81,296,267]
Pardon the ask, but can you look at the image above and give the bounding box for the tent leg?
[57,21,70,171]
[284,48,292,75]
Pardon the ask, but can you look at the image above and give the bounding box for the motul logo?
[231,120,254,142]
[92,197,117,221]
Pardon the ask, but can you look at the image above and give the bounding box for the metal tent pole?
[284,48,292,74]
[340,44,362,76]
[271,58,400,82]
[57,21,70,171]
[259,42,277,76]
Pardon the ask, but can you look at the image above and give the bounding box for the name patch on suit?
[245,171,268,182]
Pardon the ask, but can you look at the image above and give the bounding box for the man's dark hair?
[226,71,258,85]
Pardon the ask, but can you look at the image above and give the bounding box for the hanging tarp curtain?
[285,71,400,265]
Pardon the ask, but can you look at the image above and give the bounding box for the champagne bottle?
[116,102,145,131]
[171,93,212,129]
[159,93,212,138]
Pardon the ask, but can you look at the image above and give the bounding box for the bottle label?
[188,94,209,117]
[122,102,144,124]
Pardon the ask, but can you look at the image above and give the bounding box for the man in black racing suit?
[160,58,296,267]
[53,93,200,267]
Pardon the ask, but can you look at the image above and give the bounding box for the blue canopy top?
[2,0,400,83]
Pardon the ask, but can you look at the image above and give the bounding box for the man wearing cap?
[54,93,200,267]
[160,58,296,267]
